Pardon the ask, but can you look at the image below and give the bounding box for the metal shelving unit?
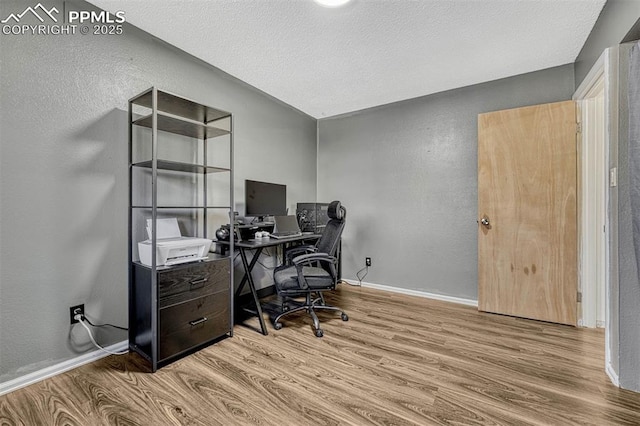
[128,87,234,371]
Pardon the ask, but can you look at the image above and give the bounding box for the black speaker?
[296,203,330,233]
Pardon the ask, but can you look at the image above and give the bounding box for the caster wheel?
[274,322,283,330]
[315,329,324,338]
[341,313,349,321]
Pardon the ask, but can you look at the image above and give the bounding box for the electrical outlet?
[366,257,372,267]
[69,304,84,324]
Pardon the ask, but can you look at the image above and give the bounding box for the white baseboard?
[606,361,620,387]
[342,279,478,307]
[0,340,128,396]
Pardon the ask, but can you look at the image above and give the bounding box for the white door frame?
[574,61,606,330]
[573,48,616,385]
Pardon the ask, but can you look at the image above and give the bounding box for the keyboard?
[269,231,302,239]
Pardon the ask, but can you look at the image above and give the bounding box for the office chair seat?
[272,200,348,337]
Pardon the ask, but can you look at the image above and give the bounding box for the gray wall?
[574,0,640,89]
[616,42,640,392]
[317,64,575,299]
[0,0,316,383]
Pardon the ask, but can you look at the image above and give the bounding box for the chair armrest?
[292,252,336,266]
[293,253,337,290]
[285,245,317,264]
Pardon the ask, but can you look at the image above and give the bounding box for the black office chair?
[272,201,348,337]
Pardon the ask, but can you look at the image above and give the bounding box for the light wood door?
[478,100,578,325]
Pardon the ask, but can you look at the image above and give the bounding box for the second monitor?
[296,202,330,233]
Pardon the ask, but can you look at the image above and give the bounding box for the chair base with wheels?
[272,292,348,337]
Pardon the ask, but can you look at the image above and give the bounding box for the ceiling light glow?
[314,0,352,7]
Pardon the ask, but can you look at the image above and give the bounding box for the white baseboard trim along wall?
[606,362,620,387]
[342,279,479,307]
[0,341,128,396]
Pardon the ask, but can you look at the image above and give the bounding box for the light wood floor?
[2,284,640,425]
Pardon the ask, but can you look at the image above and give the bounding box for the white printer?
[138,218,212,267]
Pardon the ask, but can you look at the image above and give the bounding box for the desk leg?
[238,248,269,335]
[235,247,262,298]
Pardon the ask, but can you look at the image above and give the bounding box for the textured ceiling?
[89,0,606,118]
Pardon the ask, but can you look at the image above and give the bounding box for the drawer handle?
[189,278,208,290]
[189,317,208,327]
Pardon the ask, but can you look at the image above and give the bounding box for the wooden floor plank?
[1,284,640,425]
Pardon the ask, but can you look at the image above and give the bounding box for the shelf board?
[132,206,232,209]
[131,89,231,124]
[133,112,230,139]
[132,160,230,174]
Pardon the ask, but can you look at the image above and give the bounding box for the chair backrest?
[316,201,346,257]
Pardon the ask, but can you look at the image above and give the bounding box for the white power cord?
[75,314,128,356]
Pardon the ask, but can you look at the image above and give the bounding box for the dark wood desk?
[217,234,320,335]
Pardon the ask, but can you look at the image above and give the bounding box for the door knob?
[479,215,491,228]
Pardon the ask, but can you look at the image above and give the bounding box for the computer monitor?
[245,179,287,220]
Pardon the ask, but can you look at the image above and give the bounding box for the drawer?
[158,259,229,307]
[159,292,230,361]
